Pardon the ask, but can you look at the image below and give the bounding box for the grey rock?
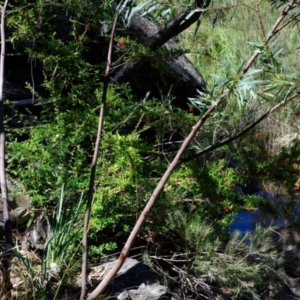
[118,283,169,300]
[0,194,17,211]
[13,194,31,210]
[284,276,300,297]
[259,266,297,300]
[256,189,273,201]
[26,213,52,249]
[0,207,31,239]
[0,178,31,213]
[10,207,31,225]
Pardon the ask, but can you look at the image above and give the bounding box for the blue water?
[223,180,300,234]
[229,203,300,234]
[229,211,285,234]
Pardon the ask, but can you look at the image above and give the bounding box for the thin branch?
[30,59,35,103]
[255,0,266,40]
[180,0,300,163]
[150,255,191,263]
[274,9,300,34]
[79,14,118,300]
[0,0,12,248]
[0,0,13,297]
[266,0,297,42]
[242,0,297,75]
[180,91,300,164]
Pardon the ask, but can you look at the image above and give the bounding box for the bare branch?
[180,90,300,164]
[242,0,297,75]
[79,14,118,300]
[0,0,13,296]
[0,0,12,247]
[86,95,226,300]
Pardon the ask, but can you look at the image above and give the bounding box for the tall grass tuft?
[13,186,83,299]
[166,210,281,298]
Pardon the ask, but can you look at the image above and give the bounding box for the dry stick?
[0,0,13,297]
[86,96,225,300]
[0,0,13,248]
[86,1,298,299]
[256,0,266,40]
[79,14,118,300]
[275,9,300,34]
[181,90,300,164]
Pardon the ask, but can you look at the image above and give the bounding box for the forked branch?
[242,0,297,75]
[180,90,300,163]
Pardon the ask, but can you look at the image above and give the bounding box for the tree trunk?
[112,7,208,107]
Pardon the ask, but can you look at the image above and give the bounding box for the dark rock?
[86,258,173,300]
[282,246,300,278]
[243,178,264,195]
[234,184,245,195]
